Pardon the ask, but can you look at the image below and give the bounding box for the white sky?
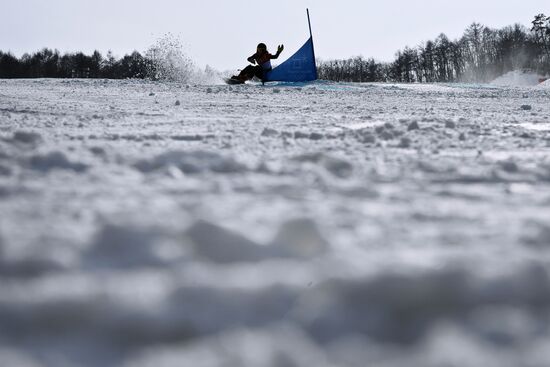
[2,0,548,71]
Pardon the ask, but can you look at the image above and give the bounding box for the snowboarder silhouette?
[230,43,284,83]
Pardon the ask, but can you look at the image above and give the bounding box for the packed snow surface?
[1,79,550,367]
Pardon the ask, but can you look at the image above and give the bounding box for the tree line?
[0,48,150,79]
[318,13,550,83]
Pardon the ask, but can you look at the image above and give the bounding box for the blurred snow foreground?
[1,78,550,367]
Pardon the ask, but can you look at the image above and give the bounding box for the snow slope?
[1,79,550,367]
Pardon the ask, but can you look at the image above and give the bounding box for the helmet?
[257,43,267,50]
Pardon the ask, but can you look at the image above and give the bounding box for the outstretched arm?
[270,45,284,59]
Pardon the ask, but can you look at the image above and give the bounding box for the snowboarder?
[230,43,284,83]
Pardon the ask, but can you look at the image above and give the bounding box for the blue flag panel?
[265,38,317,82]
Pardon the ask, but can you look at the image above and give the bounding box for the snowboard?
[225,77,245,85]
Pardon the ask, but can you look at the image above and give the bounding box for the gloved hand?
[277,45,284,53]
[247,57,256,64]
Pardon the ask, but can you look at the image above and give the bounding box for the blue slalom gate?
[264,9,318,83]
